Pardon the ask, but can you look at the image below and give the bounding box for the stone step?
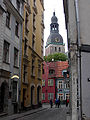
[0,112,7,117]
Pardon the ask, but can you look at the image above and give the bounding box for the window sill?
[31,75,35,78]
[15,34,19,38]
[6,25,11,30]
[3,61,10,65]
[38,77,41,80]
[22,81,28,85]
[13,65,19,69]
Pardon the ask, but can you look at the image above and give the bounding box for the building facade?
[21,0,44,110]
[0,0,24,114]
[63,0,90,119]
[42,62,56,103]
[42,61,69,103]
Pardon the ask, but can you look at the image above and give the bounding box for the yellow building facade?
[21,0,44,109]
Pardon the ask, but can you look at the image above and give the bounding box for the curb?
[0,108,47,120]
[0,113,7,117]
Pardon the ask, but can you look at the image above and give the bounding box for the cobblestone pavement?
[0,104,69,120]
[16,105,69,120]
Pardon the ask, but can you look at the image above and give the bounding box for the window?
[48,79,53,86]
[3,40,10,63]
[31,59,35,76]
[49,69,55,75]
[42,93,45,100]
[41,12,44,24]
[12,81,17,102]
[48,93,54,100]
[38,60,41,79]
[58,81,63,89]
[59,94,63,100]
[65,94,69,99]
[24,38,27,55]
[59,47,61,52]
[33,13,36,32]
[42,68,44,74]
[66,81,69,88]
[42,80,45,86]
[33,0,36,7]
[23,65,27,82]
[6,11,10,28]
[14,47,18,67]
[55,47,57,52]
[16,0,20,11]
[32,34,35,50]
[25,12,29,35]
[15,21,19,37]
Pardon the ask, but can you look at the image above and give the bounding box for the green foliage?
[44,53,68,62]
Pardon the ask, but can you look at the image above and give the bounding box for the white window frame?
[42,80,45,86]
[48,93,54,100]
[48,79,53,86]
[42,93,45,100]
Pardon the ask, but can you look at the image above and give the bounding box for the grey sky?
[44,0,67,54]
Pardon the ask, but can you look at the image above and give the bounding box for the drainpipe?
[74,0,82,119]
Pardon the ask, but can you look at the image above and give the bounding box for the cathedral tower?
[45,12,65,56]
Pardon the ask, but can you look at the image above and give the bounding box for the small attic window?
[49,69,55,74]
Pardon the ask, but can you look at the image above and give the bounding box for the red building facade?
[42,61,69,103]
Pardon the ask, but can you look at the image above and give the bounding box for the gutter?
[74,0,82,119]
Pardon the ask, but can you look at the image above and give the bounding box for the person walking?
[55,99,58,107]
[66,98,68,107]
[57,98,60,108]
[50,99,53,108]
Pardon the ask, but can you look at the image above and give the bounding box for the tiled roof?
[43,61,69,78]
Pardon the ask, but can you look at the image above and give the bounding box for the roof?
[43,61,69,78]
[46,32,63,47]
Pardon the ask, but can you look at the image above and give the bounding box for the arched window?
[49,69,55,74]
[55,47,57,51]
[59,47,61,52]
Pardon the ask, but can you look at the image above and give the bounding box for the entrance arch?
[37,86,41,104]
[0,81,9,112]
[31,86,34,106]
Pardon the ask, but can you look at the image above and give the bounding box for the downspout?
[74,0,82,119]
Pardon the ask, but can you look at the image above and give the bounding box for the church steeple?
[45,12,65,56]
[50,12,59,33]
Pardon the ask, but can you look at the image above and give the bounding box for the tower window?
[59,47,61,52]
[55,47,57,52]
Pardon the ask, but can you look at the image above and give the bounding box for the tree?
[44,53,68,62]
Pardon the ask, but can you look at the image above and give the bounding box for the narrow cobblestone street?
[0,104,69,120]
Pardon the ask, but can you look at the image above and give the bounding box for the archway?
[37,86,41,104]
[31,86,34,106]
[0,81,8,112]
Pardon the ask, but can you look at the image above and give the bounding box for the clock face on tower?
[55,38,60,42]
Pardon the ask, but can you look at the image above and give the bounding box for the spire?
[53,11,55,16]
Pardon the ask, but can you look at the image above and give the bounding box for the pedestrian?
[57,98,60,108]
[55,99,58,107]
[50,99,53,108]
[66,98,68,107]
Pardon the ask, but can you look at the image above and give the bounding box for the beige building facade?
[21,0,44,110]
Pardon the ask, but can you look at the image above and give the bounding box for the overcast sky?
[44,0,67,54]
